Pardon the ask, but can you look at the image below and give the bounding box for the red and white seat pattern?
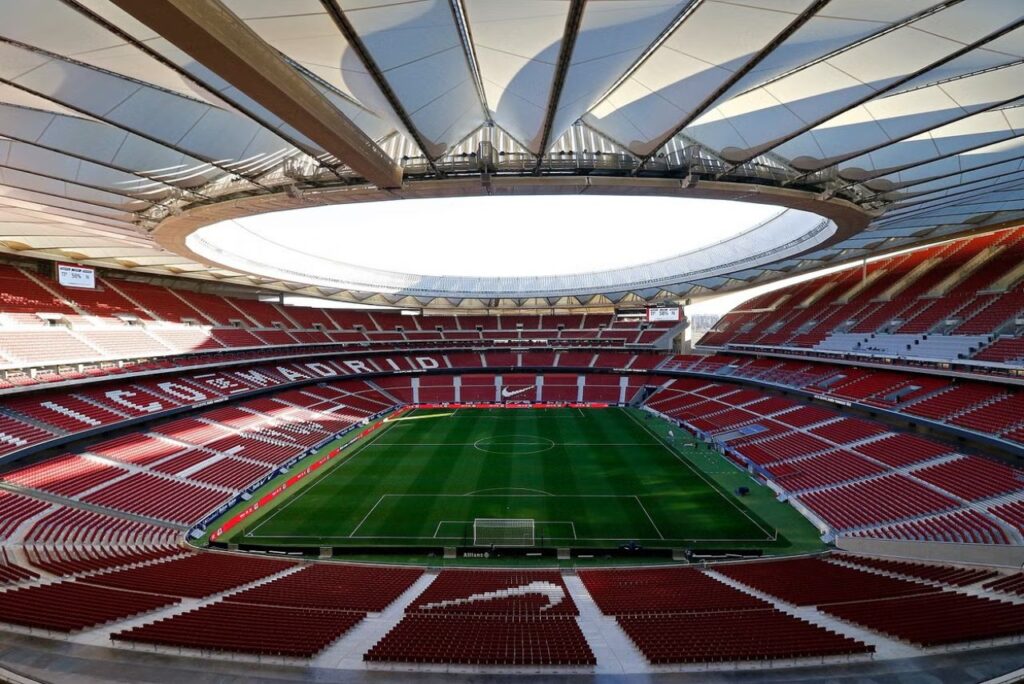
[365,571,595,667]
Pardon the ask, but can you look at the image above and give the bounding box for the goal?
[473,518,535,547]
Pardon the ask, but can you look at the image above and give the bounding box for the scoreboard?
[647,306,681,323]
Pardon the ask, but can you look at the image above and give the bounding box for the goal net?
[473,518,535,547]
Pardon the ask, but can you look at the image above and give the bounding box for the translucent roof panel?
[587,0,820,156]
[0,0,1022,307]
[466,0,571,153]
[546,0,687,149]
[340,0,484,157]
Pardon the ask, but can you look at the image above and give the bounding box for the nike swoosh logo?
[420,581,564,612]
[501,386,534,398]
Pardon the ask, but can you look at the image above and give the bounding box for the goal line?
[473,518,534,547]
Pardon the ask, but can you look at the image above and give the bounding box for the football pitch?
[222,407,813,551]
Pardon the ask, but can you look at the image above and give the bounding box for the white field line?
[244,419,396,537]
[624,408,775,541]
[633,495,665,540]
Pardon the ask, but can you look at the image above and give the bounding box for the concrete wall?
[837,536,1024,569]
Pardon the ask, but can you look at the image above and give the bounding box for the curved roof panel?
[0,0,1021,308]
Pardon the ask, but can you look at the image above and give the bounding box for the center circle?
[473,435,555,455]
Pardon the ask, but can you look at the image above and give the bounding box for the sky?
[235,195,783,278]
[248,194,854,319]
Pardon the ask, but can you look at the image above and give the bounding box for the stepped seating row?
[109,562,424,658]
[0,414,55,457]
[701,225,1024,355]
[687,406,758,433]
[834,555,999,586]
[0,491,51,541]
[726,420,793,447]
[2,453,127,497]
[579,567,766,615]
[85,553,293,598]
[25,545,183,576]
[717,557,935,606]
[225,563,423,612]
[616,610,871,664]
[0,264,644,338]
[204,434,304,466]
[665,353,1024,448]
[643,371,1022,540]
[366,571,594,667]
[81,473,228,524]
[0,356,664,454]
[852,509,1013,545]
[0,267,668,373]
[900,385,1006,422]
[765,451,885,493]
[0,342,663,389]
[775,406,835,428]
[364,614,596,666]
[950,393,1024,435]
[90,434,185,466]
[798,475,958,531]
[187,457,268,490]
[986,574,1024,597]
[0,331,101,366]
[913,456,1024,501]
[580,566,870,664]
[991,501,1024,534]
[852,434,953,468]
[24,506,178,546]
[808,418,887,445]
[0,548,36,585]
[0,580,178,632]
[822,592,1024,646]
[151,449,217,476]
[6,395,125,433]
[738,433,834,466]
[114,602,365,658]
[975,337,1024,364]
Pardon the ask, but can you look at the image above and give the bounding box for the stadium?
[1,0,1024,681]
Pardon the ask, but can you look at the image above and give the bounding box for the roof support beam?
[448,0,490,122]
[0,43,271,188]
[876,172,1024,224]
[534,0,587,166]
[818,101,1024,196]
[319,0,440,173]
[63,0,347,178]
[780,76,1024,190]
[0,194,139,229]
[858,139,1024,203]
[0,162,158,206]
[719,15,1024,176]
[0,109,208,198]
[592,0,706,108]
[729,0,964,101]
[637,0,832,168]
[108,0,403,189]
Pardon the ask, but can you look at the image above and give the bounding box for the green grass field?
[217,407,822,554]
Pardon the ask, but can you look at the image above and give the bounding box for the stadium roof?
[2,0,1024,309]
